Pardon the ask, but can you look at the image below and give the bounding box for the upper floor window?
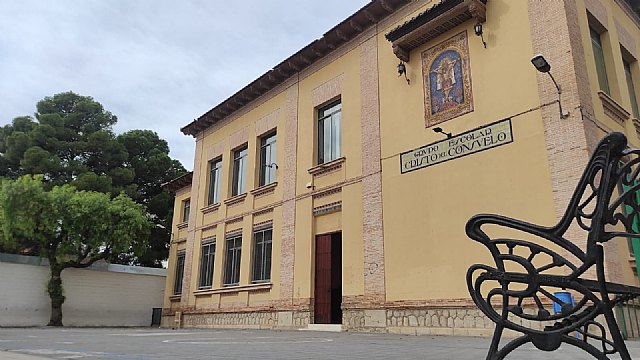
[252,227,272,283]
[232,145,248,196]
[624,58,639,119]
[318,100,342,164]
[208,158,222,205]
[224,234,242,286]
[199,239,216,289]
[590,27,610,95]
[182,199,190,223]
[174,252,185,295]
[259,132,277,187]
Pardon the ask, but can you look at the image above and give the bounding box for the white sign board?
[400,118,513,174]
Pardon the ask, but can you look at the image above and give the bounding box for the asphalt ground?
[0,327,639,360]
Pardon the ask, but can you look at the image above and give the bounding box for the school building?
[161,0,640,335]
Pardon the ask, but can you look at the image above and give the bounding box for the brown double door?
[314,232,342,324]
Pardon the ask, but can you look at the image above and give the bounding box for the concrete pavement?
[0,327,639,359]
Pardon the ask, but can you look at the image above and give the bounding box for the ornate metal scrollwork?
[467,132,640,360]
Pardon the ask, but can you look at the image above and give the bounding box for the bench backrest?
[558,132,640,266]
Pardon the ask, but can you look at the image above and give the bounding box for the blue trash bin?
[554,291,579,338]
[553,291,575,314]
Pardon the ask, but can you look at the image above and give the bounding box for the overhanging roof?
[181,0,412,137]
[161,171,193,192]
[385,0,487,62]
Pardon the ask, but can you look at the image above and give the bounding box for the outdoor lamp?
[397,61,410,84]
[474,21,487,48]
[531,54,569,118]
[433,127,453,139]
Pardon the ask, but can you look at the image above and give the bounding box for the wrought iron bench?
[467,132,640,360]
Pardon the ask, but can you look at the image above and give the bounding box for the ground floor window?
[252,227,272,283]
[224,235,242,286]
[199,240,215,289]
[174,252,185,295]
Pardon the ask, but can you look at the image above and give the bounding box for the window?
[590,27,610,95]
[259,132,277,187]
[224,234,242,286]
[182,199,190,223]
[199,239,216,289]
[252,227,272,283]
[624,58,639,118]
[208,158,222,205]
[232,146,248,196]
[318,100,342,164]
[174,252,185,295]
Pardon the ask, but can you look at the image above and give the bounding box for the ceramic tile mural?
[422,31,474,127]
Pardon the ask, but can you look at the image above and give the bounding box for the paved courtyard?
[0,327,639,360]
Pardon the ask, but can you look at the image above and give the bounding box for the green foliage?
[0,175,151,266]
[0,92,187,266]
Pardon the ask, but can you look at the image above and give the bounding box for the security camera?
[306,181,314,189]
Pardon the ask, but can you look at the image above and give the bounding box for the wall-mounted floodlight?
[531,54,570,119]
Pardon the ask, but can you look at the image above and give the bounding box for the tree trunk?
[47,264,65,326]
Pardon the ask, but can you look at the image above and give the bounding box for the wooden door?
[314,234,332,324]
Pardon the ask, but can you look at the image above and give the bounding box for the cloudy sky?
[0,0,369,170]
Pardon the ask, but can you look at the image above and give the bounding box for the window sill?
[193,282,272,296]
[169,294,181,300]
[224,193,247,207]
[201,203,220,214]
[250,182,277,197]
[308,157,345,177]
[176,222,188,230]
[598,91,630,125]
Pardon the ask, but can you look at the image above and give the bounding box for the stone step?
[302,324,343,332]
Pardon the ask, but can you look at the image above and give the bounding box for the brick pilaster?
[360,36,386,300]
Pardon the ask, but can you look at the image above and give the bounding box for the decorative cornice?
[225,216,244,226]
[201,224,217,232]
[225,228,243,238]
[598,91,630,125]
[253,220,273,231]
[313,201,342,216]
[253,206,274,217]
[313,187,342,199]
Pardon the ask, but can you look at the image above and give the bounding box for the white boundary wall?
[0,253,166,326]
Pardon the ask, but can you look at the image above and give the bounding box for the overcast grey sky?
[0,0,369,170]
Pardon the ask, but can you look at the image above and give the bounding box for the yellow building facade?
[161,0,640,335]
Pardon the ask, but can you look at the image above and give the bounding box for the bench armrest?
[466,213,586,261]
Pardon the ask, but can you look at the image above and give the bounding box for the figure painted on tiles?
[422,31,474,127]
